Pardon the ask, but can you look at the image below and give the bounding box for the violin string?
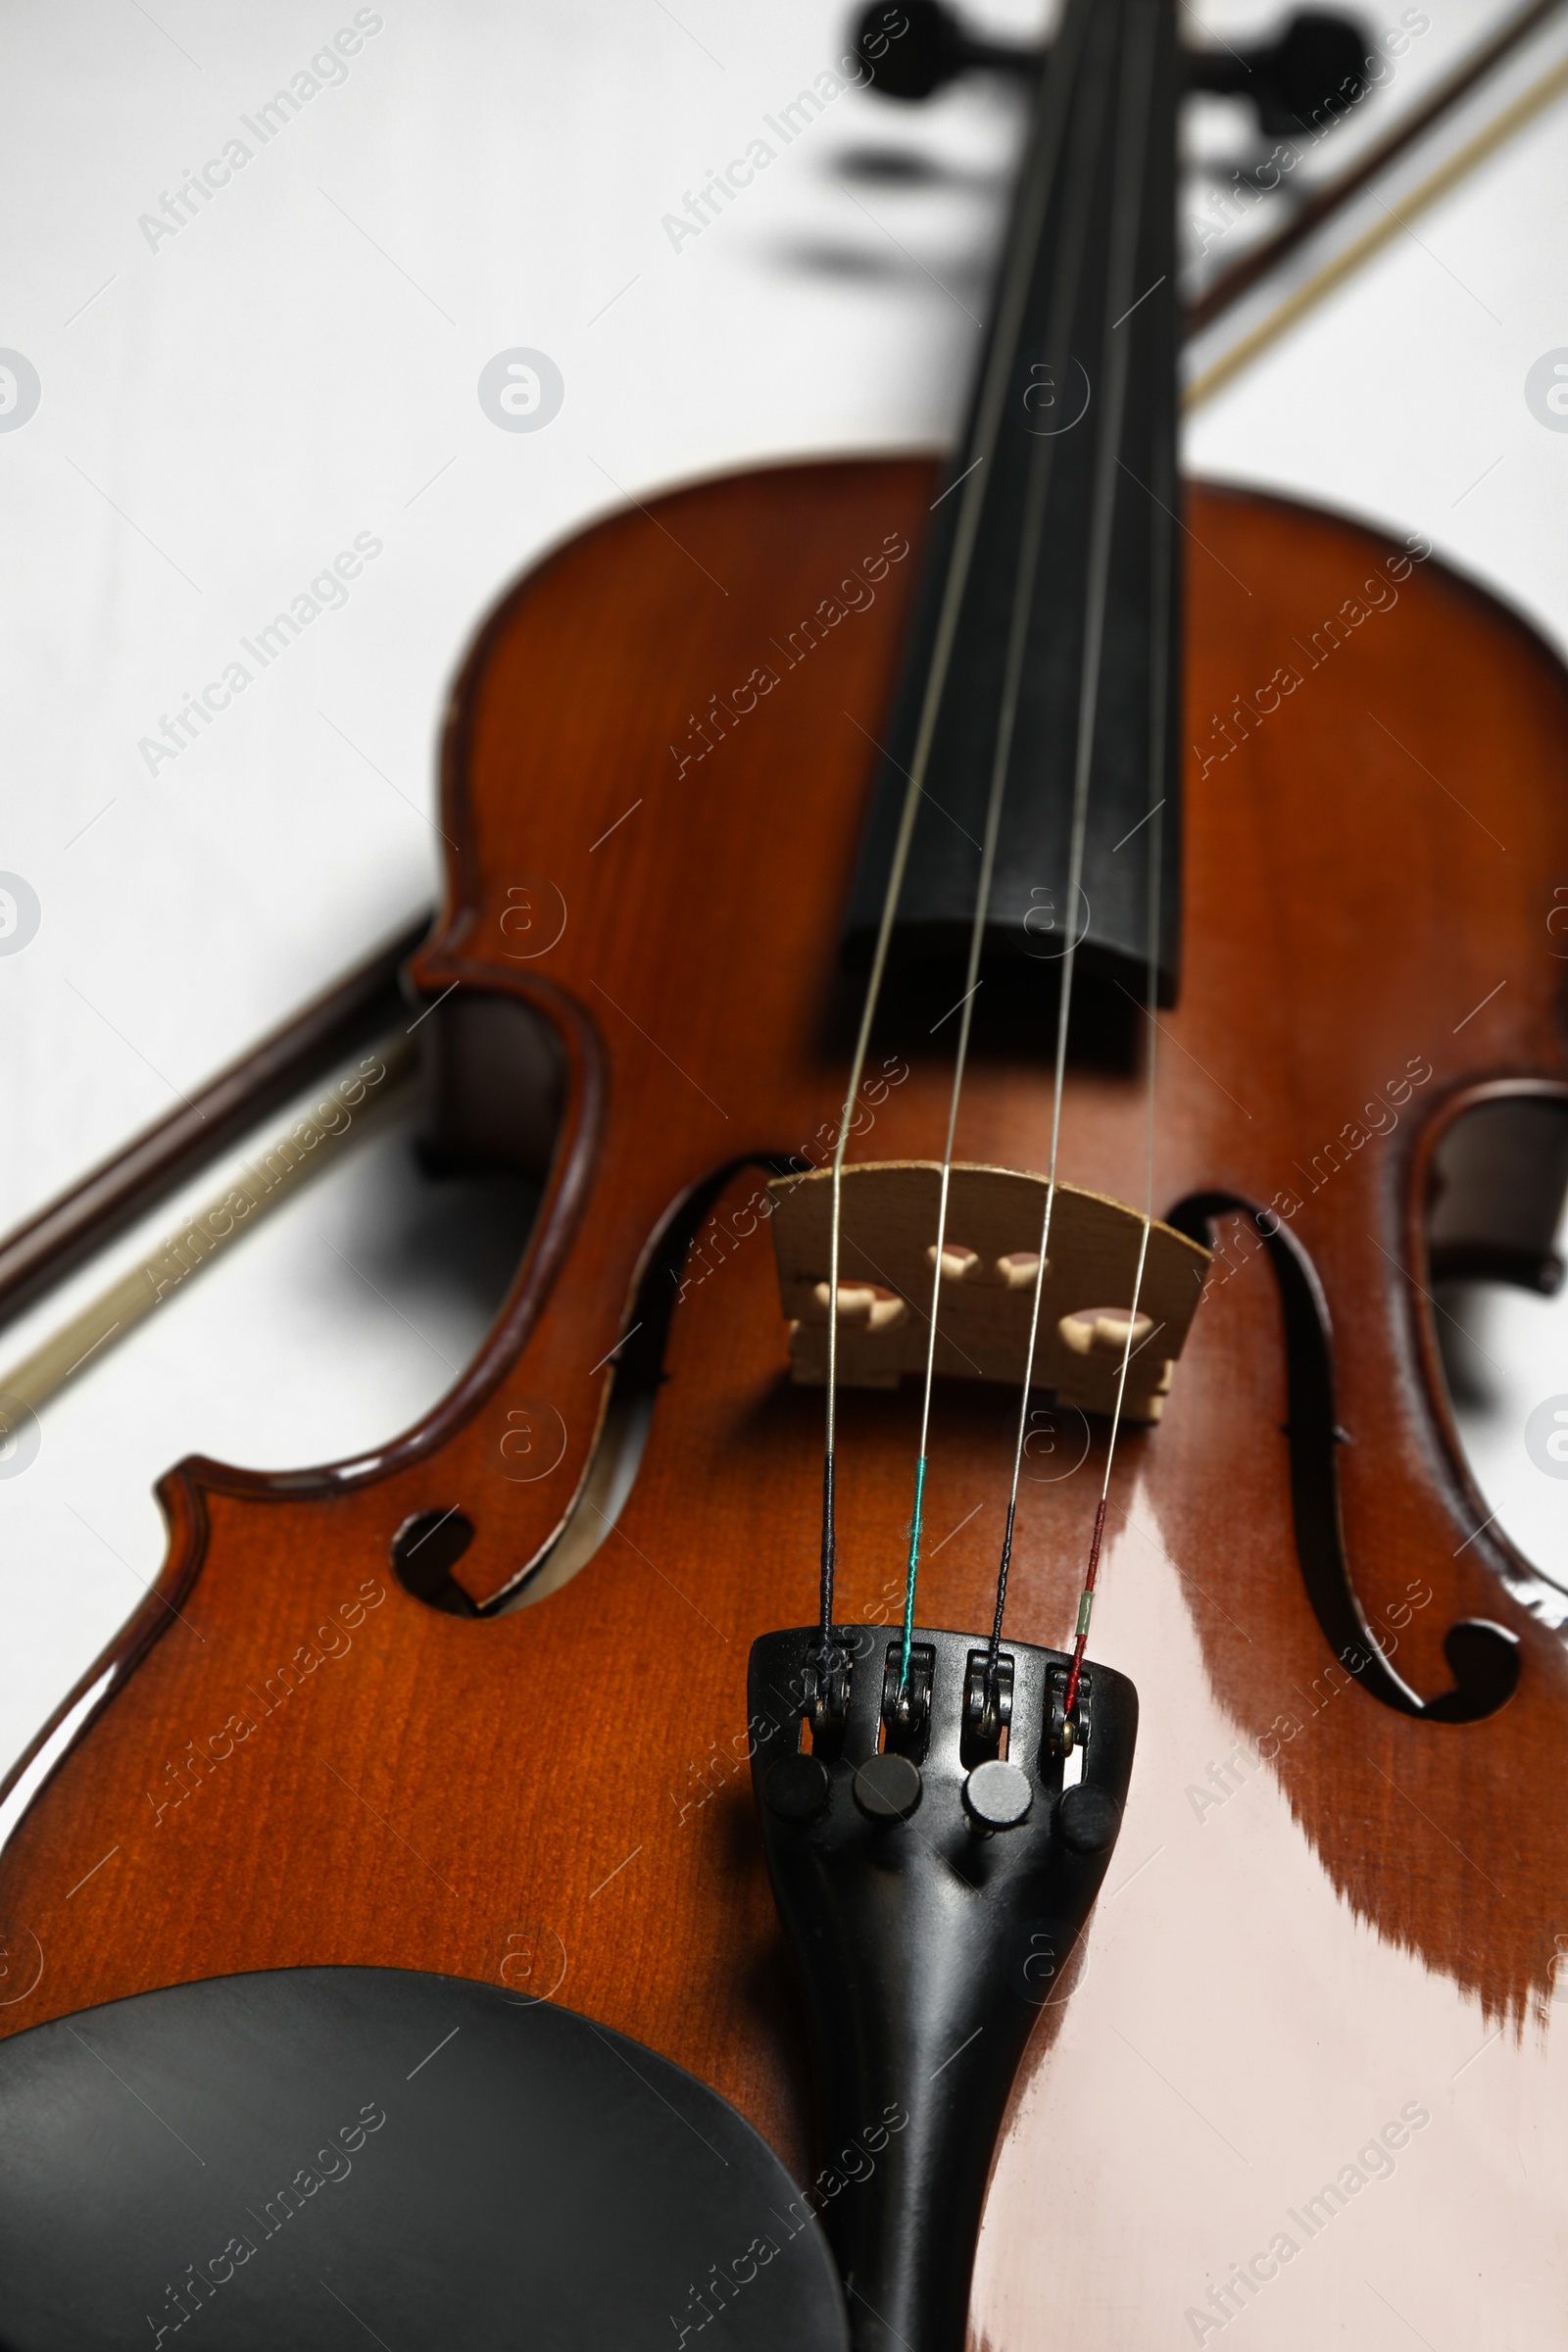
[895,18,1117,1691]
[1060,810,1160,1721]
[816,7,1090,1654]
[1057,224,1177,1717]
[987,0,1160,1687]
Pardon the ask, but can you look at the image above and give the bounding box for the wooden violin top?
[3,455,1567,2344]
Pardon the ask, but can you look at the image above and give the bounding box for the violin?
[2,3,1566,2346]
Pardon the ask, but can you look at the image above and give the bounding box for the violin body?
[4,457,1568,2343]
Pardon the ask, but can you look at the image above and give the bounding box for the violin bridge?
[768,1160,1210,1421]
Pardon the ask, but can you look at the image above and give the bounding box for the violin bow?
[1188,26,1568,407]
[0,912,428,1334]
[1186,0,1568,335]
[4,0,1562,1363]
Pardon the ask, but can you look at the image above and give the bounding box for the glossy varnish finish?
[3,462,1568,2341]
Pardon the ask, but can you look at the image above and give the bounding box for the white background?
[0,0,1565,1773]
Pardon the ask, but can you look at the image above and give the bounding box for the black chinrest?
[0,1965,847,2350]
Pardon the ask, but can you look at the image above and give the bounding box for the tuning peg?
[851,0,1036,102]
[852,0,1374,136]
[1192,9,1373,135]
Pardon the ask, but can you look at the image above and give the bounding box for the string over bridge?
[769,1160,1209,1420]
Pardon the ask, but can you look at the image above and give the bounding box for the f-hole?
[1168,1191,1519,1725]
[392,1508,479,1616]
[385,1152,806,1622]
[1422,1084,1568,1621]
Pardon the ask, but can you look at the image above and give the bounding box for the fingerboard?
[846,0,1182,1009]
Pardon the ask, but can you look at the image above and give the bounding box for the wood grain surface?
[3,460,1568,2342]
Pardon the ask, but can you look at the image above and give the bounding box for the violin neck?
[847,0,1183,1007]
